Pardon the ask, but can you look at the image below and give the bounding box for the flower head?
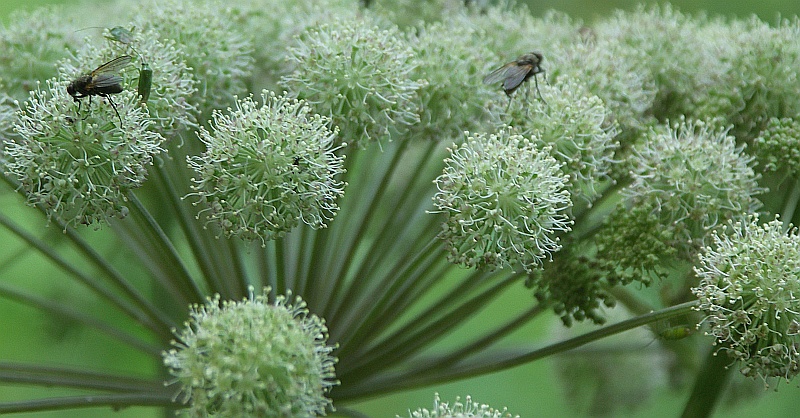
[0,6,82,102]
[693,216,800,384]
[547,27,656,142]
[132,0,254,113]
[490,77,618,201]
[188,91,346,244]
[705,17,800,142]
[281,18,425,147]
[625,119,762,255]
[164,287,338,417]
[431,129,572,272]
[3,79,164,227]
[754,117,800,174]
[59,28,198,138]
[402,393,519,418]
[593,5,719,121]
[406,21,495,141]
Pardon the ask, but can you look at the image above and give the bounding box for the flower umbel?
[163,287,339,417]
[431,129,573,272]
[281,18,425,147]
[693,216,800,384]
[132,0,254,113]
[491,77,618,201]
[188,91,346,244]
[625,119,762,254]
[3,79,164,227]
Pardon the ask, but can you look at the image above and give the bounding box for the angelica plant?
[1,1,800,417]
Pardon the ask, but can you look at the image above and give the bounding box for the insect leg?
[103,94,123,126]
[533,74,547,106]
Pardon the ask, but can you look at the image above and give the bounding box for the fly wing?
[87,74,123,89]
[482,63,514,85]
[91,55,132,76]
[501,64,532,92]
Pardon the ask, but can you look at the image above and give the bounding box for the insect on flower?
[483,52,546,103]
[105,26,135,44]
[104,26,153,104]
[67,55,132,124]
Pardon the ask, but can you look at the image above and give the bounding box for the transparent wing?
[87,74,123,89]
[482,63,514,85]
[501,64,532,92]
[91,55,132,76]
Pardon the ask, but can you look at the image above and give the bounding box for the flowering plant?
[1,0,800,416]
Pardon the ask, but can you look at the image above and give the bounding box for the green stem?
[0,283,161,356]
[681,347,733,418]
[0,362,164,393]
[333,237,448,354]
[320,140,410,318]
[417,303,548,374]
[225,237,248,297]
[781,175,800,228]
[339,273,519,382]
[125,191,202,306]
[0,393,176,414]
[0,212,171,340]
[335,300,699,400]
[149,164,226,299]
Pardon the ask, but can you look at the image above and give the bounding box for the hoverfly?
[483,52,546,103]
[67,55,132,124]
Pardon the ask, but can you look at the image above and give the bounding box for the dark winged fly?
[483,52,546,104]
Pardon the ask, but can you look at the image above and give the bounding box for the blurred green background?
[2,0,800,417]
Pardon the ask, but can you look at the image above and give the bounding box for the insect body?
[105,26,135,44]
[67,55,132,123]
[658,325,695,341]
[483,52,546,102]
[104,26,152,104]
[137,62,153,104]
